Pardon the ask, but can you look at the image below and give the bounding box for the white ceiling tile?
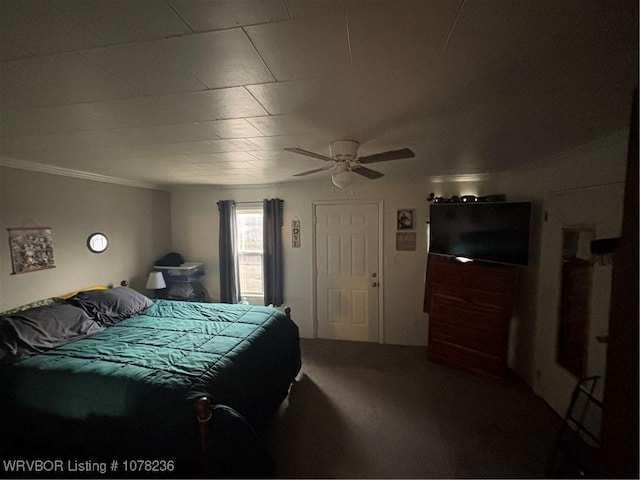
[0,0,106,55]
[109,123,222,146]
[206,138,261,153]
[75,138,260,162]
[180,88,269,120]
[169,0,290,31]
[70,119,263,147]
[246,79,324,115]
[0,130,121,154]
[79,42,206,95]
[443,0,569,83]
[72,96,199,129]
[246,114,323,136]
[0,104,102,136]
[2,52,142,109]
[308,69,442,136]
[0,0,637,186]
[205,119,265,138]
[246,133,323,152]
[188,165,250,175]
[285,0,348,19]
[49,52,142,100]
[0,60,86,108]
[160,29,275,89]
[56,0,191,44]
[185,151,259,163]
[0,36,31,61]
[103,119,264,146]
[245,11,352,81]
[73,88,267,130]
[346,0,460,72]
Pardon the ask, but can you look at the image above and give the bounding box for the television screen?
[429,202,532,266]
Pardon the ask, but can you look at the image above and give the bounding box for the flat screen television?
[429,202,532,266]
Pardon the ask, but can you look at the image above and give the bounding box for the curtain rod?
[236,200,284,205]
[216,200,284,205]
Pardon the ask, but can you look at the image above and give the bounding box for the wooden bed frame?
[195,306,292,471]
[2,283,296,475]
[125,281,293,471]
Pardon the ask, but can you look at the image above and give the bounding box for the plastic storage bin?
[154,262,205,302]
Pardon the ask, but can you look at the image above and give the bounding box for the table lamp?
[145,271,166,298]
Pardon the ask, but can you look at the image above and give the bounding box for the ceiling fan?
[285,140,415,188]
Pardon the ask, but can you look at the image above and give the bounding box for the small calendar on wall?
[396,208,416,251]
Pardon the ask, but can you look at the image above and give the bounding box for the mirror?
[556,225,595,378]
[87,233,109,253]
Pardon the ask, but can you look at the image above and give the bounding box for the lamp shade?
[145,271,166,290]
[331,170,353,189]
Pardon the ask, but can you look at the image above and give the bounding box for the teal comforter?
[0,300,301,470]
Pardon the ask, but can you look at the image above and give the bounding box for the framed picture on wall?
[396,232,417,251]
[397,209,415,230]
[7,227,56,274]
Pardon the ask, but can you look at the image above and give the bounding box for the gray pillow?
[68,286,153,326]
[0,303,103,362]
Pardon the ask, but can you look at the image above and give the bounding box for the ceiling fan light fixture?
[288,139,413,182]
[331,169,353,189]
[330,140,359,161]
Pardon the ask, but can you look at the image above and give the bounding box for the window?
[236,205,264,297]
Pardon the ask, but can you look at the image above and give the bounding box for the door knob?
[371,282,378,287]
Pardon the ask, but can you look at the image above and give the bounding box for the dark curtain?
[218,200,240,304]
[263,198,284,306]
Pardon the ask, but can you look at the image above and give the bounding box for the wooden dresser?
[426,256,518,382]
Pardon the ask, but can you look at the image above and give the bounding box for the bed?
[0,287,301,477]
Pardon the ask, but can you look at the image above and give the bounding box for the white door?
[315,203,380,342]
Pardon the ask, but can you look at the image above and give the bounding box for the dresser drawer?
[426,258,517,381]
[430,300,509,335]
[431,284,510,313]
[428,339,508,380]
[429,318,508,357]
[430,262,515,294]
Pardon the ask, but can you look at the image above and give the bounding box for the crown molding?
[428,172,495,184]
[0,157,168,191]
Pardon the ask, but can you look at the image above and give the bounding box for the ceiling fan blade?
[358,148,415,164]
[352,165,384,179]
[293,166,332,177]
[284,147,333,162]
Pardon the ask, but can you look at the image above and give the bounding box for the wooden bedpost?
[196,397,212,460]
[284,306,291,319]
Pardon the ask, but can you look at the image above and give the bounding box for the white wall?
[171,178,443,344]
[419,132,628,415]
[171,132,627,394]
[0,166,172,311]
[0,132,618,417]
[505,132,628,415]
[0,129,627,417]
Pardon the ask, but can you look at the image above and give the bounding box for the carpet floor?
[267,338,563,479]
